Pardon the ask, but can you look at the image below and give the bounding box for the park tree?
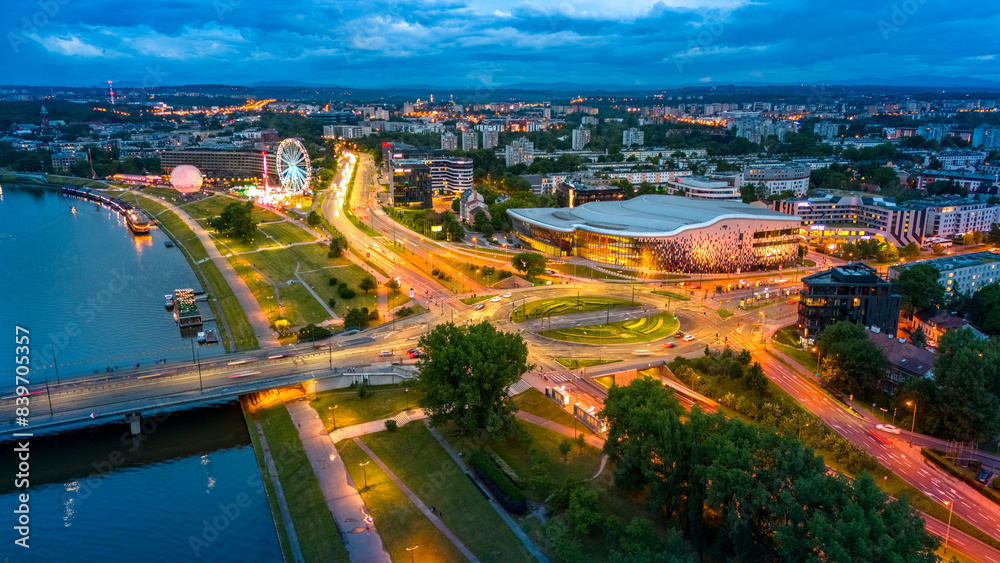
[893,263,944,315]
[876,241,898,262]
[359,276,377,293]
[343,307,370,329]
[511,252,547,279]
[306,210,322,227]
[327,233,347,258]
[987,225,1000,246]
[818,321,887,399]
[386,278,400,293]
[929,328,1000,442]
[473,209,494,237]
[898,241,921,260]
[416,321,532,437]
[210,201,257,242]
[932,243,945,255]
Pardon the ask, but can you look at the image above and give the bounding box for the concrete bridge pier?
[126,412,142,436]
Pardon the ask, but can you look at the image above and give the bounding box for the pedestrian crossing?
[545,372,572,383]
[507,379,532,396]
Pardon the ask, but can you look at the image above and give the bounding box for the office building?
[622,127,645,146]
[427,158,473,193]
[505,137,535,166]
[461,130,478,151]
[743,165,811,197]
[508,194,800,273]
[390,159,433,208]
[665,176,741,201]
[572,127,591,150]
[797,264,901,339]
[888,251,1000,298]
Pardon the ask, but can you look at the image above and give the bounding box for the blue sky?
[2,0,998,87]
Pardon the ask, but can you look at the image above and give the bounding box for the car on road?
[474,303,485,310]
[875,424,902,434]
[379,350,394,358]
[683,334,695,342]
[407,349,425,358]
[503,293,512,298]
[490,296,502,302]
[632,350,652,356]
[663,342,675,348]
[978,471,992,484]
[673,332,684,338]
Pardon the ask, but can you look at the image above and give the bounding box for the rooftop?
[868,332,935,376]
[803,263,890,286]
[890,251,1000,274]
[507,194,799,237]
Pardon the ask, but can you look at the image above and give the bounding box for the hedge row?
[469,450,527,514]
[921,448,1000,506]
[484,447,523,488]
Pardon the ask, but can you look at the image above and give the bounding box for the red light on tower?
[108,80,115,106]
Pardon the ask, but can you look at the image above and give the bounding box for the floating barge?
[61,185,151,234]
[172,288,202,328]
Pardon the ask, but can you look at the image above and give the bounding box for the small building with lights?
[507,194,801,273]
[797,263,900,339]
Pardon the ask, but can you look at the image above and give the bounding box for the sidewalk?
[285,401,391,563]
[251,417,305,563]
[352,437,481,563]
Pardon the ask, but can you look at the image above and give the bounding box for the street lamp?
[404,387,409,411]
[943,497,960,553]
[906,400,917,447]
[329,405,338,430]
[359,461,370,489]
[406,544,419,563]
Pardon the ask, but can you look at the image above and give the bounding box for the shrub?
[469,450,527,514]
[368,309,379,320]
[328,277,338,286]
[498,270,513,280]
[484,448,523,488]
[338,286,356,299]
[384,419,398,432]
[328,298,336,308]
[356,380,371,399]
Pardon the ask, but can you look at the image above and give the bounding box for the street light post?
[406,544,419,563]
[359,461,370,489]
[944,497,960,553]
[50,344,60,385]
[404,388,409,411]
[907,400,917,447]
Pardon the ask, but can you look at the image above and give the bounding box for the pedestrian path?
[351,437,481,563]
[285,401,390,563]
[332,409,428,441]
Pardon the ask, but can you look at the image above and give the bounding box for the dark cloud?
[1,0,997,87]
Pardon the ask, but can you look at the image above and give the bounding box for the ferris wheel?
[275,138,312,193]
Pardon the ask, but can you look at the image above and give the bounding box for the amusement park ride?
[244,137,312,206]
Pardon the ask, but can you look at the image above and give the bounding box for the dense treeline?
[601,377,941,562]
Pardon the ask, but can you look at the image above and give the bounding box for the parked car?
[978,471,991,484]
[876,424,902,434]
[683,334,695,342]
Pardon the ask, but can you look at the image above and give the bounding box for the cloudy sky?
[2,0,998,88]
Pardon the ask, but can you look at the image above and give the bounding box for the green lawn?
[514,296,634,322]
[651,290,691,301]
[311,385,422,432]
[554,358,622,370]
[362,424,535,562]
[299,266,379,318]
[260,221,317,245]
[242,406,295,563]
[276,282,329,327]
[179,194,238,219]
[257,403,350,563]
[541,312,680,345]
[548,263,627,280]
[244,243,339,281]
[336,440,469,562]
[512,387,596,436]
[137,197,210,262]
[717,308,734,319]
[213,229,281,254]
[461,295,496,305]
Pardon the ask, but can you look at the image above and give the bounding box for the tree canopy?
[209,201,257,242]
[511,252,547,278]
[893,264,944,315]
[818,321,888,399]
[416,321,532,437]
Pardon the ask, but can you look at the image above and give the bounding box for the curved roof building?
[507,195,801,274]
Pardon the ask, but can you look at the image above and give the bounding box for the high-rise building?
[798,263,901,339]
[482,129,499,149]
[743,165,811,197]
[461,130,478,151]
[441,132,457,151]
[571,127,591,150]
[622,127,644,147]
[505,137,535,167]
[390,160,433,208]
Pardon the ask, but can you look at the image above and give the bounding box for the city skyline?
[3,0,1000,88]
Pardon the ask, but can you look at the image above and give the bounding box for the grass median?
[514,296,634,322]
[541,312,680,345]
[311,385,423,432]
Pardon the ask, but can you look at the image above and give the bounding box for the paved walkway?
[423,421,550,563]
[295,262,340,320]
[251,417,305,563]
[331,409,428,442]
[135,192,280,349]
[285,401,390,563]
[352,437,481,563]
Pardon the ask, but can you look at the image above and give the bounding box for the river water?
[0,184,280,560]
